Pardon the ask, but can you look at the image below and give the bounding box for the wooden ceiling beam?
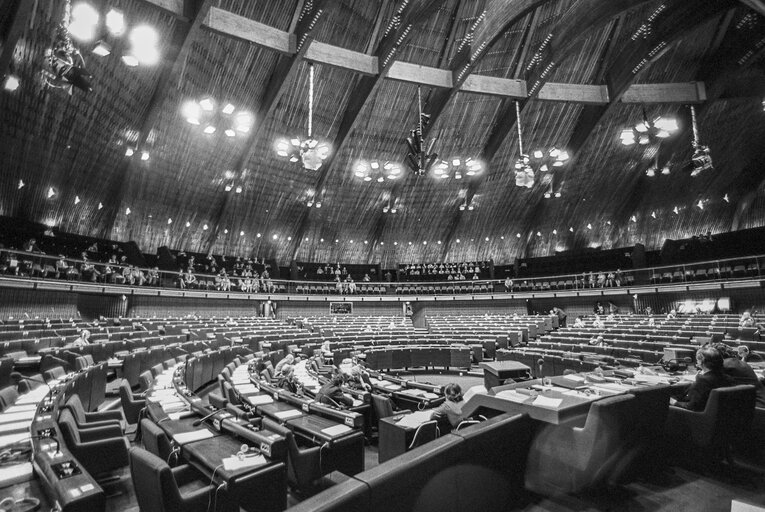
[287,0,445,261]
[101,0,214,238]
[0,0,36,83]
[739,0,765,16]
[202,0,331,254]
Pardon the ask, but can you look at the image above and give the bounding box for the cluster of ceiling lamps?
[619,109,679,146]
[512,101,569,188]
[182,98,254,137]
[68,2,160,66]
[353,160,403,182]
[275,63,331,170]
[433,158,483,180]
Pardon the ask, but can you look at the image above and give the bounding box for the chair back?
[409,420,439,449]
[64,394,88,424]
[119,379,145,424]
[58,408,81,444]
[629,384,671,445]
[138,371,154,392]
[140,419,174,461]
[456,420,480,431]
[0,386,19,412]
[371,394,394,420]
[703,385,756,447]
[43,366,66,382]
[128,447,182,512]
[223,381,240,405]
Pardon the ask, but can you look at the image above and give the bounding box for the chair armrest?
[78,424,124,441]
[180,485,215,509]
[84,409,125,422]
[78,418,123,431]
[75,436,129,460]
[171,464,205,487]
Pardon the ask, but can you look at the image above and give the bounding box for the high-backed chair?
[370,394,398,423]
[409,420,439,450]
[0,386,19,412]
[262,417,326,492]
[43,366,67,382]
[665,384,756,464]
[119,379,146,425]
[58,408,129,476]
[129,447,215,512]
[138,371,154,392]
[525,394,640,495]
[65,394,125,431]
[140,418,174,462]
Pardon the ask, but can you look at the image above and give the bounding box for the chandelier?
[353,160,403,182]
[432,157,483,180]
[275,63,330,170]
[512,102,569,188]
[182,97,253,137]
[689,105,712,177]
[42,0,93,94]
[620,108,678,146]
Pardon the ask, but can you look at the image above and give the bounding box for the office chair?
[58,408,129,476]
[408,420,439,449]
[118,379,146,425]
[0,386,19,413]
[138,370,154,392]
[65,394,125,431]
[140,418,175,463]
[262,417,324,492]
[129,447,216,512]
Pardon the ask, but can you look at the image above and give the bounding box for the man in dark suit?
[671,346,735,411]
[715,343,765,408]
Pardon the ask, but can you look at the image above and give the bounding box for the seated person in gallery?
[430,383,466,431]
[316,374,353,408]
[592,315,605,329]
[739,311,755,328]
[573,316,585,328]
[671,346,734,411]
[70,329,91,348]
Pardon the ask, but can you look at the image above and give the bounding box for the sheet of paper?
[0,410,37,423]
[563,374,586,383]
[0,421,31,433]
[3,405,38,413]
[495,390,532,404]
[167,410,194,420]
[423,392,440,400]
[631,374,670,385]
[222,454,267,471]
[321,424,353,437]
[533,396,563,409]
[395,410,433,429]
[235,384,259,395]
[0,433,30,448]
[274,409,303,420]
[246,394,273,405]
[173,429,215,445]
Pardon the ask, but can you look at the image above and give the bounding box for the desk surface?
[481,360,531,377]
[286,415,356,443]
[183,435,271,481]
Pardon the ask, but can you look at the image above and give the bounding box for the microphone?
[537,358,544,379]
[192,409,220,427]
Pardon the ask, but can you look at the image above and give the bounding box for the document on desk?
[3,404,38,414]
[167,410,194,420]
[246,394,274,405]
[222,454,267,471]
[0,433,30,448]
[173,429,215,445]
[396,410,433,429]
[321,424,353,437]
[563,374,587,383]
[0,421,32,434]
[235,384,260,396]
[0,410,37,424]
[532,396,563,409]
[631,374,670,385]
[231,377,250,385]
[351,399,363,407]
[274,409,303,420]
[495,390,532,404]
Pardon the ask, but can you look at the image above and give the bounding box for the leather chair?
[665,384,756,464]
[58,408,129,476]
[150,363,165,378]
[370,394,409,423]
[138,371,154,392]
[222,381,240,406]
[525,394,640,495]
[119,379,146,425]
[0,386,19,412]
[43,366,67,382]
[140,418,174,462]
[129,447,216,512]
[262,417,326,492]
[409,420,439,449]
[65,394,125,431]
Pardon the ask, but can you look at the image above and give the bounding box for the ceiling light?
[222,103,235,115]
[516,233,521,238]
[651,211,656,219]
[723,194,729,203]
[673,206,679,214]
[240,231,245,236]
[320,238,324,242]
[256,233,262,238]
[3,75,20,92]
[234,112,253,133]
[141,151,149,161]
[121,54,139,67]
[544,192,551,199]
[225,129,236,137]
[437,240,442,244]
[393,242,398,246]
[456,239,460,244]
[452,159,461,166]
[554,192,561,198]
[631,215,636,222]
[622,110,678,148]
[98,202,103,210]
[569,227,574,232]
[307,201,314,207]
[167,218,172,224]
[587,224,592,230]
[92,40,111,57]
[105,9,125,35]
[485,237,489,241]
[287,236,291,241]
[661,166,670,175]
[74,196,80,204]
[549,148,561,158]
[377,177,384,183]
[366,240,369,244]
[129,25,160,65]
[390,208,396,213]
[370,161,379,169]
[203,224,208,230]
[455,173,462,180]
[17,180,24,189]
[315,202,321,208]
[364,176,372,182]
[235,186,242,194]
[69,3,100,41]
[272,234,278,240]
[125,207,131,215]
[539,164,549,172]
[533,150,544,159]
[225,184,232,192]
[467,205,474,210]
[553,229,557,235]
[536,232,541,237]
[203,125,216,134]
[185,221,191,227]
[350,240,354,244]
[697,200,704,210]
[459,205,466,211]
[47,187,55,198]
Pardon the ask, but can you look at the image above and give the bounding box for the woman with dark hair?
[430,383,466,430]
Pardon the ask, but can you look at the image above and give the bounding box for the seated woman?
[430,383,465,432]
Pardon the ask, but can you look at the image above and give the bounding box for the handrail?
[0,247,761,294]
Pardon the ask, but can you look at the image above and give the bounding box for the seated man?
[70,329,91,348]
[738,345,764,364]
[274,354,295,377]
[715,343,765,408]
[671,346,734,411]
[277,364,299,393]
[315,374,353,407]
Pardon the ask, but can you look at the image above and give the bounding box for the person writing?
[430,383,465,431]
[671,346,734,411]
[71,329,91,348]
[316,374,353,407]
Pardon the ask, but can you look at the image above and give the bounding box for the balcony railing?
[0,248,761,296]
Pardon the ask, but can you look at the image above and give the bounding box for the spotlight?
[3,75,20,91]
[125,207,131,215]
[185,221,191,227]
[272,234,278,240]
[203,125,216,134]
[315,202,321,208]
[222,103,235,115]
[121,55,139,67]
[723,194,729,203]
[47,187,55,198]
[129,25,160,65]
[167,218,172,224]
[141,151,149,161]
[17,180,24,189]
[256,233,262,238]
[225,129,236,137]
[224,229,229,234]
[235,186,242,194]
[69,3,100,42]
[98,202,103,210]
[225,184,232,192]
[74,196,81,204]
[240,231,245,236]
[690,144,713,177]
[203,224,209,230]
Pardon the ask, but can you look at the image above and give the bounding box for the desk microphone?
[192,409,220,427]
[537,359,544,379]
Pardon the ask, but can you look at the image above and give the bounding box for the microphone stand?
[191,408,220,427]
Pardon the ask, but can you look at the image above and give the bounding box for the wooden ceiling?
[0,0,764,267]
